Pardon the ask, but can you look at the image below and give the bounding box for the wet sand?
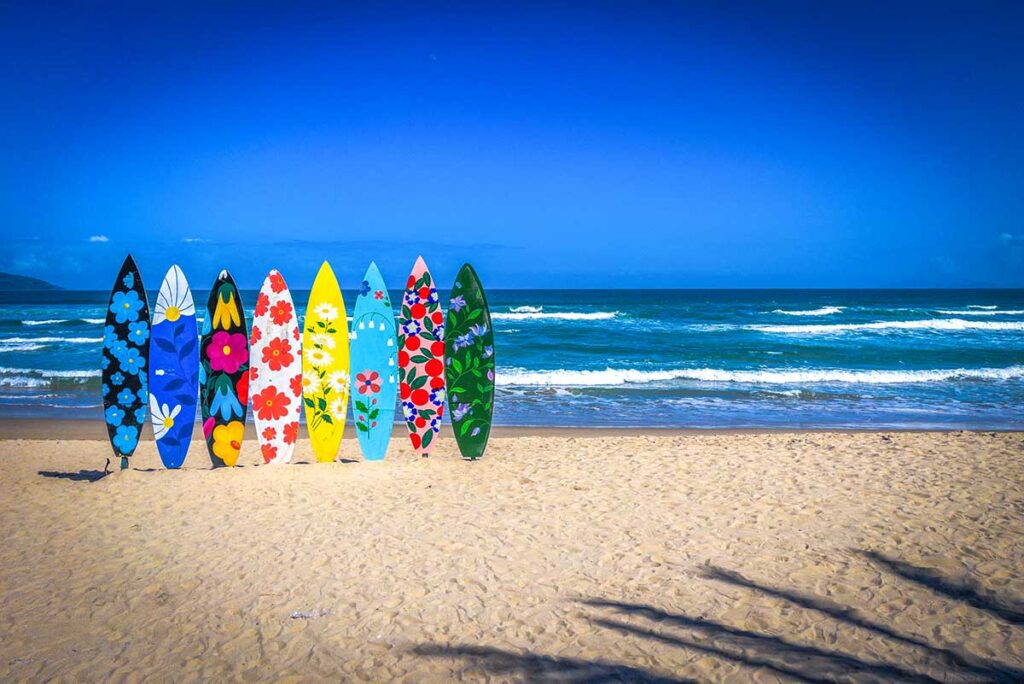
[1,428,1022,681]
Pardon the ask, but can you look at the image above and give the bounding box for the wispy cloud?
[88,235,109,243]
[182,237,211,244]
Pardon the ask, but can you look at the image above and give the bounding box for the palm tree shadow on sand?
[413,555,1024,682]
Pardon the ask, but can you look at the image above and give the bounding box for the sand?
[1,429,1023,682]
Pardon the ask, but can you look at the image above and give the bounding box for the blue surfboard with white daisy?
[148,265,199,469]
[349,262,398,461]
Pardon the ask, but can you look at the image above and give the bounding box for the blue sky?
[1,1,1022,289]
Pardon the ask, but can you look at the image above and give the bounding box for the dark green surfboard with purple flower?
[445,263,495,460]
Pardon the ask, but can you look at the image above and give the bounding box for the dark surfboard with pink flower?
[397,256,446,455]
[200,270,249,467]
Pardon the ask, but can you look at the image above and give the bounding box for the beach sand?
[1,428,1023,681]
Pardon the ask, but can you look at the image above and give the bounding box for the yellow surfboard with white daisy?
[302,261,350,462]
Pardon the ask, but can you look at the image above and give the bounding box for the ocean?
[1,289,1021,429]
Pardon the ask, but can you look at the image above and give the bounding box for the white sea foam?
[509,305,543,313]
[83,318,105,324]
[771,306,844,316]
[747,319,1024,334]
[0,336,101,344]
[22,319,66,326]
[496,365,1024,387]
[0,344,46,352]
[0,367,100,379]
[968,305,998,310]
[935,309,1024,316]
[491,311,619,321]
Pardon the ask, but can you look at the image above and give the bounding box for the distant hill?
[0,272,62,290]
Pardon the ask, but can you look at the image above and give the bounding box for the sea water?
[0,289,1021,429]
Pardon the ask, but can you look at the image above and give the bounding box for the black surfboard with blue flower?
[101,255,151,469]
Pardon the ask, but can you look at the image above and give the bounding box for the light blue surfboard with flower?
[349,262,398,460]
[148,265,199,469]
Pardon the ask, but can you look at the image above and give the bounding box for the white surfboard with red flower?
[249,269,302,464]
[397,256,446,455]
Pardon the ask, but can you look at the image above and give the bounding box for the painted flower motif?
[136,386,148,403]
[453,333,473,351]
[210,384,243,420]
[101,355,110,370]
[429,387,446,406]
[250,326,262,345]
[452,402,471,422]
[113,425,138,454]
[207,331,249,373]
[236,372,249,405]
[401,319,422,337]
[123,272,135,289]
[483,345,494,359]
[289,373,302,397]
[111,290,143,324]
[269,271,287,293]
[355,370,381,394]
[329,398,347,420]
[110,371,125,386]
[249,366,260,383]
[312,302,338,322]
[203,417,215,439]
[127,321,149,345]
[116,387,135,405]
[401,400,417,420]
[302,373,322,397]
[134,405,148,424]
[269,300,294,326]
[252,386,291,421]
[326,369,350,394]
[120,346,145,375]
[149,395,181,440]
[283,422,298,445]
[255,292,270,318]
[374,290,385,300]
[108,338,129,362]
[449,295,466,312]
[359,280,371,296]
[154,267,194,325]
[261,426,277,442]
[262,337,295,371]
[487,368,494,382]
[212,289,241,330]
[261,443,278,463]
[470,323,488,337]
[105,404,125,426]
[308,332,336,349]
[304,346,333,368]
[212,421,244,465]
[103,325,119,348]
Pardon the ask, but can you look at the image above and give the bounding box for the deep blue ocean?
[0,289,1021,429]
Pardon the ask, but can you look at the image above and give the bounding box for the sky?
[1,1,1022,289]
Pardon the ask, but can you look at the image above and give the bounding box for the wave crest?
[771,306,844,316]
[497,365,1024,387]
[748,318,1024,334]
[492,311,619,321]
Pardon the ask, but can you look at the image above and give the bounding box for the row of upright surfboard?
[101,255,495,469]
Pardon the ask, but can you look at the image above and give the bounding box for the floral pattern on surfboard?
[445,263,495,460]
[349,261,398,461]
[302,261,350,463]
[101,254,150,469]
[397,256,446,455]
[148,265,199,469]
[250,269,302,464]
[200,270,249,467]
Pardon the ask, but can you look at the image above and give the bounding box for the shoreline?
[0,416,1021,441]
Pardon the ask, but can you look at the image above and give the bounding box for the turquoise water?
[1,289,1022,429]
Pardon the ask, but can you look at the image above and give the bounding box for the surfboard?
[397,256,446,456]
[302,261,350,462]
[445,263,495,460]
[101,254,151,470]
[349,261,398,461]
[148,265,199,469]
[200,270,249,467]
[250,269,302,464]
